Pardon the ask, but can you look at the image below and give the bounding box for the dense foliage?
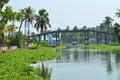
[0,47,61,79]
[80,44,120,51]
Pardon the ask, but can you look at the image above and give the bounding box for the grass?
[54,45,66,49]
[80,44,120,51]
[0,46,62,80]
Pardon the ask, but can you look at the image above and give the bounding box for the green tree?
[103,16,114,43]
[0,0,9,9]
[0,6,22,47]
[0,6,15,46]
[103,16,114,32]
[5,24,17,38]
[115,9,120,18]
[19,6,35,37]
[73,25,78,31]
[34,9,51,33]
[65,26,70,31]
[19,7,35,47]
[72,25,81,42]
[34,9,51,41]
[114,23,120,43]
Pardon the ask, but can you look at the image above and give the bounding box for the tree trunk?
[2,33,5,47]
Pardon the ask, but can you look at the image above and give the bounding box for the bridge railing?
[30,29,115,46]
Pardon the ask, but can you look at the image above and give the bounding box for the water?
[32,47,120,80]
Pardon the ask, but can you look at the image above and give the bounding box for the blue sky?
[7,0,120,31]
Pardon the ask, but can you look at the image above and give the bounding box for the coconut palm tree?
[19,6,35,37]
[19,7,35,47]
[115,9,120,18]
[103,16,114,32]
[34,9,51,33]
[103,16,114,43]
[34,9,51,41]
[114,23,120,43]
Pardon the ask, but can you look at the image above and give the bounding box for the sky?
[7,0,120,31]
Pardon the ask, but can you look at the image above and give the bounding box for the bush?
[39,41,50,47]
[10,32,27,48]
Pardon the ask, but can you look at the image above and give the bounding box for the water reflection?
[48,47,120,80]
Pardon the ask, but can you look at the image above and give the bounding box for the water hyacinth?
[0,46,61,80]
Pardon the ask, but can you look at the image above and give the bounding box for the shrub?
[10,32,27,48]
[39,41,50,47]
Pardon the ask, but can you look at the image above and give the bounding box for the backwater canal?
[33,47,120,80]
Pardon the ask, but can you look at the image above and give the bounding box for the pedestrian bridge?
[31,29,115,46]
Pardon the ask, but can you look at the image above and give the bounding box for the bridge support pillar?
[113,33,115,42]
[105,33,107,45]
[55,32,60,46]
[85,30,89,45]
[96,32,99,45]
[44,33,46,41]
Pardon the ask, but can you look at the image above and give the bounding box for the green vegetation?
[0,47,61,80]
[54,45,66,49]
[80,44,120,51]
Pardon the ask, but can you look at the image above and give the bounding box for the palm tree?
[103,16,114,32]
[73,25,78,31]
[115,9,120,18]
[34,9,51,41]
[19,6,35,37]
[65,26,70,31]
[34,9,51,33]
[114,23,120,43]
[19,7,35,47]
[103,16,114,43]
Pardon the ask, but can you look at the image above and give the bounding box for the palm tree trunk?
[27,21,30,47]
[19,19,23,32]
[39,33,41,42]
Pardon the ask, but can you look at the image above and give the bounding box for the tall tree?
[19,6,35,37]
[0,6,15,47]
[82,26,87,30]
[114,23,120,43]
[65,26,70,31]
[103,16,114,32]
[115,9,120,18]
[34,9,51,41]
[115,9,120,43]
[73,25,78,31]
[103,16,114,43]
[0,6,22,47]
[34,9,51,34]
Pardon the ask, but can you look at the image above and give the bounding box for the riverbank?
[0,46,63,80]
[80,44,120,51]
